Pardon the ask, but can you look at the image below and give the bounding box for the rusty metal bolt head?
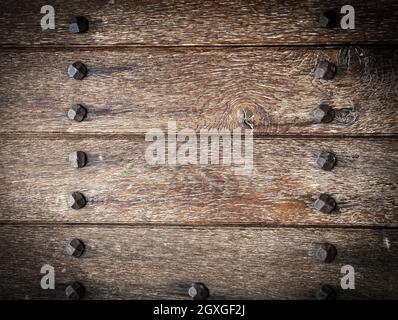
[67,61,87,80]
[188,283,209,300]
[316,151,337,171]
[312,104,335,123]
[319,10,339,28]
[66,239,85,258]
[68,191,86,210]
[69,16,89,33]
[314,60,337,80]
[68,104,87,122]
[69,151,87,168]
[312,243,337,263]
[65,281,85,300]
[316,284,337,300]
[314,193,336,214]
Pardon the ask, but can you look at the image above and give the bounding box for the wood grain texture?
[0,0,397,46]
[0,225,397,299]
[0,47,397,135]
[0,137,396,226]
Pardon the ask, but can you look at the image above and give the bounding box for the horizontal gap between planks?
[0,132,397,140]
[0,221,397,230]
[1,43,398,51]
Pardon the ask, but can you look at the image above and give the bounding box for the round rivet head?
[68,104,87,122]
[67,61,87,80]
[316,151,337,171]
[69,16,89,33]
[319,10,340,28]
[188,283,209,300]
[66,239,85,257]
[312,104,335,123]
[314,60,337,80]
[69,151,87,168]
[314,193,336,214]
[65,282,85,300]
[68,192,86,210]
[312,243,337,263]
[316,284,337,300]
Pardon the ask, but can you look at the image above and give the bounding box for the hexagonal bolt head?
[68,191,86,210]
[312,104,335,123]
[316,151,337,171]
[69,151,87,168]
[68,104,87,122]
[188,283,209,300]
[315,284,337,300]
[314,60,337,80]
[314,193,336,214]
[67,61,88,80]
[66,239,85,258]
[319,10,340,28]
[65,281,85,300]
[312,243,337,263]
[69,16,89,33]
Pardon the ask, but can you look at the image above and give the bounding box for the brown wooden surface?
[0,47,397,135]
[0,225,396,299]
[1,0,397,301]
[0,137,396,226]
[0,0,397,46]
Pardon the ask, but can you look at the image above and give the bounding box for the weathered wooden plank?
[0,0,397,46]
[0,137,396,226]
[0,47,397,135]
[0,225,396,299]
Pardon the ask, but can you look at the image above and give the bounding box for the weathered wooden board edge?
[0,137,396,227]
[0,225,397,299]
[0,0,397,46]
[0,47,397,135]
